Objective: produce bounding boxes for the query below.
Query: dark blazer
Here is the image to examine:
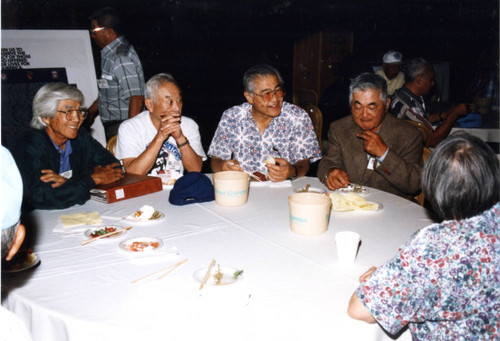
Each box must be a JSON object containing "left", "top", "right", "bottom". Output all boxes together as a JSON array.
[
  {"left": 317, "top": 114, "right": 423, "bottom": 200},
  {"left": 14, "top": 128, "right": 118, "bottom": 210}
]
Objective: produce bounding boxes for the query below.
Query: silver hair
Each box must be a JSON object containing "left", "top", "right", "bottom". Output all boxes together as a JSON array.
[
  {"left": 243, "top": 64, "right": 285, "bottom": 93},
  {"left": 405, "top": 58, "right": 434, "bottom": 83},
  {"left": 145, "top": 73, "right": 179, "bottom": 103},
  {"left": 30, "top": 83, "right": 84, "bottom": 129},
  {"left": 348, "top": 73, "right": 388, "bottom": 104}
]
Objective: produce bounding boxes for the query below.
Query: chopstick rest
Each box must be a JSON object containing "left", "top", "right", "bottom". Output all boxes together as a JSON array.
[{"left": 80, "top": 226, "right": 132, "bottom": 245}]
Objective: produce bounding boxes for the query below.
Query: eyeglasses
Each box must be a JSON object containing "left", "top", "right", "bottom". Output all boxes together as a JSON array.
[
  {"left": 57, "top": 109, "right": 88, "bottom": 120},
  {"left": 90, "top": 27, "right": 107, "bottom": 34},
  {"left": 252, "top": 88, "right": 285, "bottom": 102}
]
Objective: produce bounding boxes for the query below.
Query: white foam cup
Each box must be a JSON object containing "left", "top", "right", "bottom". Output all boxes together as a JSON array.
[
  {"left": 335, "top": 231, "right": 361, "bottom": 265},
  {"left": 213, "top": 171, "right": 250, "bottom": 206},
  {"left": 288, "top": 192, "right": 331, "bottom": 235}
]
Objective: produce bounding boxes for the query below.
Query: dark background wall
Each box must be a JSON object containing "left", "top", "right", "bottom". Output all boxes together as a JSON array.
[{"left": 2, "top": 0, "right": 499, "bottom": 151}]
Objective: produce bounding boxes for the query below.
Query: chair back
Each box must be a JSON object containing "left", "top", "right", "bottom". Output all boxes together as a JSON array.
[
  {"left": 414, "top": 146, "right": 432, "bottom": 206},
  {"left": 406, "top": 120, "right": 433, "bottom": 147},
  {"left": 302, "top": 103, "right": 323, "bottom": 152},
  {"left": 294, "top": 89, "right": 319, "bottom": 108},
  {"left": 106, "top": 135, "right": 118, "bottom": 156}
]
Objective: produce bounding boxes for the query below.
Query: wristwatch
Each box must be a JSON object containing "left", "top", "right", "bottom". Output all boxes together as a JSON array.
[{"left": 288, "top": 165, "right": 298, "bottom": 180}]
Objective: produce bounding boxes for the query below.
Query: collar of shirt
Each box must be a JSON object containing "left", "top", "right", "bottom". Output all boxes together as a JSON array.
[
  {"left": 101, "top": 36, "right": 125, "bottom": 57},
  {"left": 50, "top": 139, "right": 72, "bottom": 174}
]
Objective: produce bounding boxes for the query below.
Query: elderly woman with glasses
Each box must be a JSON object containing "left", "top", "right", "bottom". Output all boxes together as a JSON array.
[
  {"left": 13, "top": 82, "right": 124, "bottom": 210},
  {"left": 347, "top": 132, "right": 499, "bottom": 340}
]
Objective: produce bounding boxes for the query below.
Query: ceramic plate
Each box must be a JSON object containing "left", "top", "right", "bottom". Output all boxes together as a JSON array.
[
  {"left": 119, "top": 237, "right": 164, "bottom": 253},
  {"left": 337, "top": 184, "right": 369, "bottom": 194},
  {"left": 193, "top": 266, "right": 244, "bottom": 286},
  {"left": 2, "top": 249, "right": 41, "bottom": 273}
]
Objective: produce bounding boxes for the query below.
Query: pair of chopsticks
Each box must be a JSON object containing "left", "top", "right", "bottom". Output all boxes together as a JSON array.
[
  {"left": 199, "top": 259, "right": 216, "bottom": 290},
  {"left": 226, "top": 160, "right": 262, "bottom": 182},
  {"left": 245, "top": 171, "right": 262, "bottom": 182},
  {"left": 80, "top": 226, "right": 132, "bottom": 245},
  {"left": 131, "top": 259, "right": 188, "bottom": 284}
]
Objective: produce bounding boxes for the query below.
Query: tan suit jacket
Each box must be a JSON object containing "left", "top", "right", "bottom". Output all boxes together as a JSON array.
[{"left": 317, "top": 114, "right": 423, "bottom": 199}]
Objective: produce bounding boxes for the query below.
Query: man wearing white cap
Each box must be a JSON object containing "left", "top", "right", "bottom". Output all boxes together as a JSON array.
[
  {"left": 375, "top": 50, "right": 405, "bottom": 96},
  {"left": 1, "top": 146, "right": 33, "bottom": 341}
]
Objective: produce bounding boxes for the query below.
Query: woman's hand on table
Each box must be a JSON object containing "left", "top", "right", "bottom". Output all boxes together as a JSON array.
[{"left": 40, "top": 169, "right": 67, "bottom": 188}]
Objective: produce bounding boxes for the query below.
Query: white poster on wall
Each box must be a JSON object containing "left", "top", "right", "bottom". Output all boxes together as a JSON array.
[{"left": 1, "top": 29, "right": 106, "bottom": 146}]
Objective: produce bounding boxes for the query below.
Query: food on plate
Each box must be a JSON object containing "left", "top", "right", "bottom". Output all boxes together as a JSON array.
[
  {"left": 265, "top": 155, "right": 276, "bottom": 165},
  {"left": 164, "top": 178, "right": 177, "bottom": 186},
  {"left": 2, "top": 249, "right": 38, "bottom": 272},
  {"left": 329, "top": 192, "right": 380, "bottom": 212},
  {"left": 133, "top": 205, "right": 160, "bottom": 220},
  {"left": 339, "top": 183, "right": 367, "bottom": 193},
  {"left": 89, "top": 226, "right": 117, "bottom": 238},
  {"left": 213, "top": 265, "right": 224, "bottom": 285},
  {"left": 211, "top": 266, "right": 244, "bottom": 285},
  {"left": 251, "top": 171, "right": 267, "bottom": 182},
  {"left": 122, "top": 241, "right": 160, "bottom": 252},
  {"left": 232, "top": 269, "right": 244, "bottom": 280}
]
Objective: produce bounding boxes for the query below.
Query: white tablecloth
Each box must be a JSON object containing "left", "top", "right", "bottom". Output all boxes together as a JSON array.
[{"left": 2, "top": 177, "right": 436, "bottom": 341}]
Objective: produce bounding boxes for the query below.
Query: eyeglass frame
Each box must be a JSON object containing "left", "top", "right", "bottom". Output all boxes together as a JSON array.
[
  {"left": 90, "top": 26, "right": 107, "bottom": 34},
  {"left": 251, "top": 87, "right": 286, "bottom": 102},
  {"left": 56, "top": 109, "right": 88, "bottom": 120}
]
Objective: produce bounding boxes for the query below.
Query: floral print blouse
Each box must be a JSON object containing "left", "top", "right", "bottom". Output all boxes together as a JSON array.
[{"left": 357, "top": 202, "right": 500, "bottom": 340}]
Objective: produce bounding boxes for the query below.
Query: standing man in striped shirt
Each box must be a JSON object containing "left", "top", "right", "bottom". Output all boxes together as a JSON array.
[{"left": 88, "top": 7, "right": 145, "bottom": 141}]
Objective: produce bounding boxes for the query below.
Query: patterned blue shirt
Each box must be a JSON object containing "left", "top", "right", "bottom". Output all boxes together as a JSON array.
[
  {"left": 208, "top": 102, "right": 322, "bottom": 173},
  {"left": 98, "top": 36, "right": 145, "bottom": 122},
  {"left": 357, "top": 202, "right": 500, "bottom": 340}
]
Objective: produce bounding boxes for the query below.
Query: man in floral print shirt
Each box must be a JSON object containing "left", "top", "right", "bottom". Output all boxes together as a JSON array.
[
  {"left": 208, "top": 64, "right": 321, "bottom": 181},
  {"left": 348, "top": 132, "right": 499, "bottom": 340}
]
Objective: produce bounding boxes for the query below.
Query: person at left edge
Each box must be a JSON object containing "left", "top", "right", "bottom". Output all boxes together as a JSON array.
[
  {"left": 87, "top": 7, "right": 145, "bottom": 141},
  {"left": 1, "top": 146, "right": 33, "bottom": 341},
  {"left": 13, "top": 83, "right": 124, "bottom": 210}
]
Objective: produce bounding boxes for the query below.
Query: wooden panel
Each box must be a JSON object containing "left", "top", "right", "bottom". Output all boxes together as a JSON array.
[{"left": 293, "top": 29, "right": 353, "bottom": 103}]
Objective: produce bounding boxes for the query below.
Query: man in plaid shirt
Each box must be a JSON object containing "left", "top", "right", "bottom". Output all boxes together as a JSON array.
[{"left": 88, "top": 7, "right": 145, "bottom": 141}]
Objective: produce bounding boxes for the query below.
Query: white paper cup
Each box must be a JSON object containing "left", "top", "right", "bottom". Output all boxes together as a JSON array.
[
  {"left": 213, "top": 171, "right": 250, "bottom": 206},
  {"left": 335, "top": 231, "right": 361, "bottom": 265},
  {"left": 288, "top": 192, "right": 331, "bottom": 235}
]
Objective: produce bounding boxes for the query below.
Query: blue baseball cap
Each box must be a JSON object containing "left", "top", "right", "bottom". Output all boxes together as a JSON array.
[
  {"left": 2, "top": 147, "right": 23, "bottom": 230},
  {"left": 168, "top": 172, "right": 215, "bottom": 206}
]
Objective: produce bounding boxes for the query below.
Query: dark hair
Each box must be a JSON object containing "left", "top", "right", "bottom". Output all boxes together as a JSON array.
[
  {"left": 89, "top": 7, "right": 121, "bottom": 35},
  {"left": 243, "top": 64, "right": 284, "bottom": 93},
  {"left": 405, "top": 58, "right": 433, "bottom": 83},
  {"left": 349, "top": 73, "right": 388, "bottom": 104},
  {"left": 422, "top": 131, "right": 499, "bottom": 221}
]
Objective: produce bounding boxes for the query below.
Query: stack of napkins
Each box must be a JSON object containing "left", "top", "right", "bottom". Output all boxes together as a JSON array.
[
  {"left": 329, "top": 193, "right": 379, "bottom": 212},
  {"left": 60, "top": 212, "right": 103, "bottom": 228}
]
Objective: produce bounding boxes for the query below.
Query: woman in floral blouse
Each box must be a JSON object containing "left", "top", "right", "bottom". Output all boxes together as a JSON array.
[{"left": 348, "top": 131, "right": 499, "bottom": 340}]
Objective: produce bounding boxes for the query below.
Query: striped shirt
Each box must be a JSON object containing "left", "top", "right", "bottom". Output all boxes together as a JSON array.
[{"left": 98, "top": 36, "right": 145, "bottom": 122}]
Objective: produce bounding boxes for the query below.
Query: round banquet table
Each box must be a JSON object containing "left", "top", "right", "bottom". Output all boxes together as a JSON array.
[{"left": 1, "top": 176, "right": 436, "bottom": 341}]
